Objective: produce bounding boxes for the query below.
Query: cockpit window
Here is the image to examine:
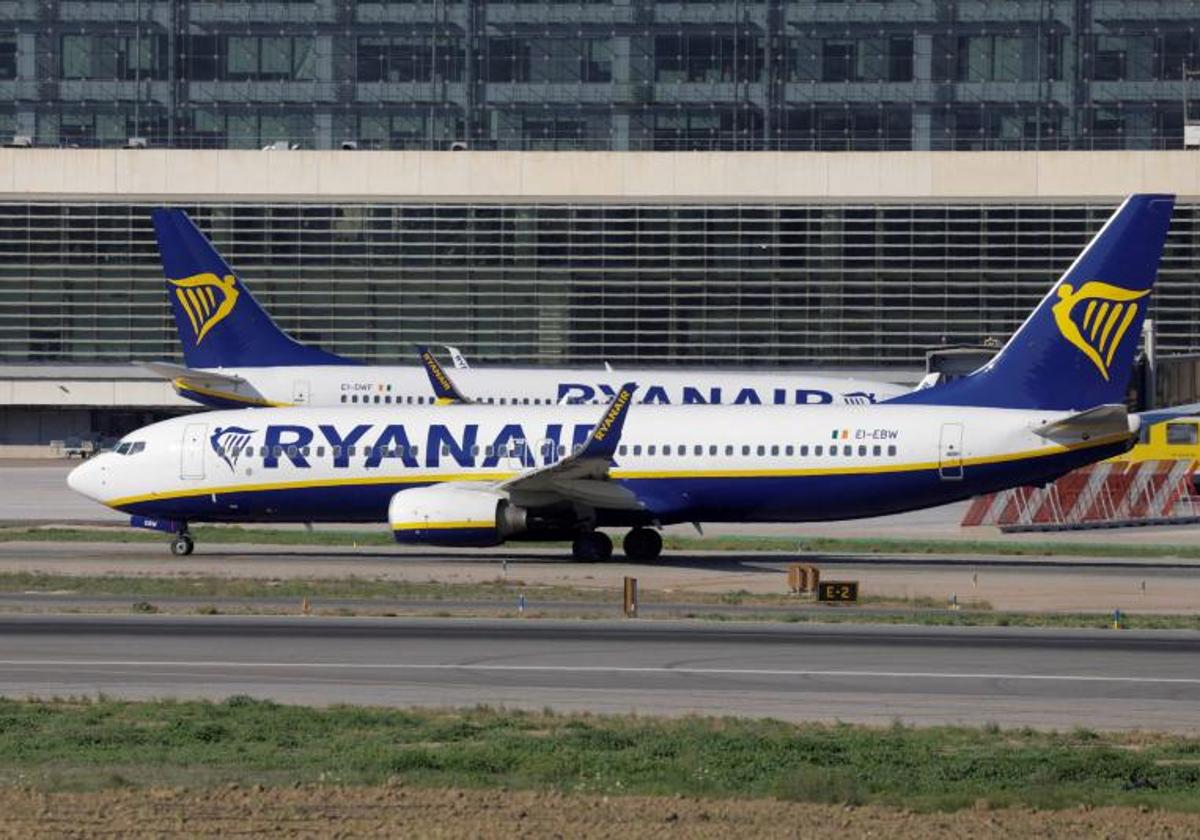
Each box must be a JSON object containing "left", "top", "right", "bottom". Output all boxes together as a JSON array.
[{"left": 114, "top": 441, "right": 145, "bottom": 455}]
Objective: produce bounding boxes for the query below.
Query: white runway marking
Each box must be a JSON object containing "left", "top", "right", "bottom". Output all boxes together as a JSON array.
[{"left": 0, "top": 660, "right": 1198, "bottom": 686}]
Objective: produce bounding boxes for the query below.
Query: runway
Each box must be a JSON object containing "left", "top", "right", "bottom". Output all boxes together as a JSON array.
[{"left": 2, "top": 615, "right": 1199, "bottom": 731}]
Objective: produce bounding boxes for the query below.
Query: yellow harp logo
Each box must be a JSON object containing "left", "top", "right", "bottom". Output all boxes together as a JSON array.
[
  {"left": 1051, "top": 281, "right": 1148, "bottom": 381},
  {"left": 169, "top": 273, "right": 239, "bottom": 345}
]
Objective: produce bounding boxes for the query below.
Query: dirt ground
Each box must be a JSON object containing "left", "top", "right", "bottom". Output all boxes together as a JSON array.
[{"left": 0, "top": 784, "right": 1197, "bottom": 839}]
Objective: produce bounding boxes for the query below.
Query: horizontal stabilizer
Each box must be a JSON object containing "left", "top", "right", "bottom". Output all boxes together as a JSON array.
[
  {"left": 1133, "top": 402, "right": 1200, "bottom": 429},
  {"left": 1032, "top": 404, "right": 1130, "bottom": 441},
  {"left": 136, "top": 361, "right": 245, "bottom": 387}
]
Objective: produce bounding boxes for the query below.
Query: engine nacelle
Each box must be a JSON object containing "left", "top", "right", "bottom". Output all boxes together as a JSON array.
[{"left": 388, "top": 485, "right": 526, "bottom": 547}]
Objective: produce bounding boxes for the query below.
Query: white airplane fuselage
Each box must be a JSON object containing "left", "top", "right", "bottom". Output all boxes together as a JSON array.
[
  {"left": 68, "top": 402, "right": 1135, "bottom": 530},
  {"left": 173, "top": 365, "right": 908, "bottom": 409}
]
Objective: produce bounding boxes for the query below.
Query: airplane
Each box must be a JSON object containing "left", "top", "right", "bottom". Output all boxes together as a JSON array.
[
  {"left": 142, "top": 209, "right": 908, "bottom": 409},
  {"left": 70, "top": 194, "right": 1175, "bottom": 562}
]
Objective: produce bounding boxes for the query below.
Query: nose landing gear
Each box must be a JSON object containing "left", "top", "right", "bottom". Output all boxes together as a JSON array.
[{"left": 170, "top": 533, "right": 195, "bottom": 556}]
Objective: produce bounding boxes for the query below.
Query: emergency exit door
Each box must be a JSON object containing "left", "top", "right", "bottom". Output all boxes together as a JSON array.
[{"left": 938, "top": 423, "right": 963, "bottom": 480}]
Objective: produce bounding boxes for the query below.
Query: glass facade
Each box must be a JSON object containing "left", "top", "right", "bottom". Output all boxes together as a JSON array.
[
  {"left": 2, "top": 1, "right": 1199, "bottom": 151},
  {"left": 1, "top": 200, "right": 1198, "bottom": 369}
]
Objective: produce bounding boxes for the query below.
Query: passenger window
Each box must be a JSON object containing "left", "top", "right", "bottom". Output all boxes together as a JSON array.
[
  {"left": 485, "top": 446, "right": 494, "bottom": 457},
  {"left": 471, "top": 445, "right": 480, "bottom": 456},
  {"left": 858, "top": 445, "right": 867, "bottom": 456},
  {"left": 633, "top": 445, "right": 642, "bottom": 456},
  {"left": 663, "top": 445, "right": 671, "bottom": 456},
  {"left": 756, "top": 445, "right": 765, "bottom": 456},
  {"left": 347, "top": 446, "right": 356, "bottom": 456},
  {"left": 694, "top": 445, "right": 703, "bottom": 456},
  {"left": 317, "top": 446, "right": 325, "bottom": 457},
  {"left": 385, "top": 396, "right": 392, "bottom": 404},
  {"left": 374, "top": 395, "right": 380, "bottom": 404},
  {"left": 558, "top": 445, "right": 567, "bottom": 457},
  {"left": 814, "top": 445, "right": 822, "bottom": 456},
  {"left": 333, "top": 446, "right": 342, "bottom": 458},
  {"left": 648, "top": 445, "right": 657, "bottom": 456},
  {"left": 843, "top": 445, "right": 852, "bottom": 456},
  {"left": 618, "top": 445, "right": 627, "bottom": 456},
  {"left": 1166, "top": 423, "right": 1198, "bottom": 446},
  {"left": 396, "top": 445, "right": 406, "bottom": 456},
  {"left": 872, "top": 445, "right": 881, "bottom": 456},
  {"left": 339, "top": 395, "right": 347, "bottom": 404},
  {"left": 785, "top": 445, "right": 793, "bottom": 456},
  {"left": 741, "top": 445, "right": 750, "bottom": 456},
  {"left": 441, "top": 444, "right": 450, "bottom": 456},
  {"left": 709, "top": 445, "right": 717, "bottom": 456},
  {"left": 725, "top": 445, "right": 733, "bottom": 456},
  {"left": 800, "top": 445, "right": 809, "bottom": 456},
  {"left": 274, "top": 446, "right": 284, "bottom": 457},
  {"left": 771, "top": 445, "right": 779, "bottom": 456},
  {"left": 829, "top": 447, "right": 837, "bottom": 458},
  {"left": 410, "top": 446, "right": 420, "bottom": 459},
  {"left": 301, "top": 446, "right": 310, "bottom": 456},
  {"left": 351, "top": 395, "right": 358, "bottom": 403},
  {"left": 887, "top": 445, "right": 897, "bottom": 456}
]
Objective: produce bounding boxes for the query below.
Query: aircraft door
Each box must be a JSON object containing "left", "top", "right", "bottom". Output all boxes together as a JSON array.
[
  {"left": 938, "top": 423, "right": 964, "bottom": 480},
  {"left": 292, "top": 380, "right": 310, "bottom": 405},
  {"left": 181, "top": 423, "right": 207, "bottom": 480}
]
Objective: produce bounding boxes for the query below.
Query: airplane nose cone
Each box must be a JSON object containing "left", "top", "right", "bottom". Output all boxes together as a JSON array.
[{"left": 67, "top": 457, "right": 106, "bottom": 503}]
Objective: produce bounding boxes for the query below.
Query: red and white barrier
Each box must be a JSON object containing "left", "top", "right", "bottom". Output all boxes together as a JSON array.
[{"left": 961, "top": 459, "right": 1200, "bottom": 531}]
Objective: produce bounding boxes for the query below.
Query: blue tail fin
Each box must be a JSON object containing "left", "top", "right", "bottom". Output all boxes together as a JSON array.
[
  {"left": 151, "top": 209, "right": 355, "bottom": 369},
  {"left": 894, "top": 194, "right": 1175, "bottom": 411}
]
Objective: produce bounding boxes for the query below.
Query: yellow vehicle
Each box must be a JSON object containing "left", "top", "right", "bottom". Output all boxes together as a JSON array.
[{"left": 1110, "top": 417, "right": 1200, "bottom": 465}]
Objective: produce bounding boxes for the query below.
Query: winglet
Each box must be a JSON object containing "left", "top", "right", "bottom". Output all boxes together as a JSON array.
[
  {"left": 417, "top": 345, "right": 473, "bottom": 404},
  {"left": 444, "top": 345, "right": 470, "bottom": 370},
  {"left": 578, "top": 382, "right": 637, "bottom": 460}
]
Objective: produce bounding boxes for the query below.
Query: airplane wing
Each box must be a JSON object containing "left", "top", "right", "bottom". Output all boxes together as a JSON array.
[
  {"left": 416, "top": 346, "right": 473, "bottom": 404},
  {"left": 136, "top": 361, "right": 245, "bottom": 388},
  {"left": 498, "top": 382, "right": 642, "bottom": 510}
]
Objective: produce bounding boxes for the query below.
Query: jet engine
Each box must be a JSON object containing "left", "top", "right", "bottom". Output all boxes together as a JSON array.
[{"left": 388, "top": 485, "right": 527, "bottom": 547}]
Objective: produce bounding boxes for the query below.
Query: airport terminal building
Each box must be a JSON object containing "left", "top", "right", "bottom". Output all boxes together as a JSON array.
[{"left": 2, "top": 1, "right": 1200, "bottom": 448}]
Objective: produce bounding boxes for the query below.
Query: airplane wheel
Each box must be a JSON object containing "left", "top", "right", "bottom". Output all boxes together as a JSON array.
[
  {"left": 622, "top": 528, "right": 663, "bottom": 562},
  {"left": 170, "top": 534, "right": 194, "bottom": 556},
  {"left": 571, "top": 531, "right": 613, "bottom": 562}
]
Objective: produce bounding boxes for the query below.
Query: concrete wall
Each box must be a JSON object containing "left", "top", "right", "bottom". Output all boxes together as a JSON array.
[{"left": 1, "top": 149, "right": 1198, "bottom": 202}]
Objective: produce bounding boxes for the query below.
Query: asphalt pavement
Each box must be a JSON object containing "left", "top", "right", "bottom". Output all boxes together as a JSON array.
[{"left": 1, "top": 615, "right": 1198, "bottom": 731}]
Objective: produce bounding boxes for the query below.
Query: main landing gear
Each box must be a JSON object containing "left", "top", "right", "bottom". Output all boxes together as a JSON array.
[
  {"left": 170, "top": 532, "right": 195, "bottom": 556},
  {"left": 622, "top": 527, "right": 663, "bottom": 562},
  {"left": 571, "top": 531, "right": 613, "bottom": 562},
  {"left": 570, "top": 528, "right": 663, "bottom": 562}
]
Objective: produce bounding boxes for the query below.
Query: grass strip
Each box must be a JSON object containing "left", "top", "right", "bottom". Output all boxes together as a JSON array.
[
  {"left": 0, "top": 571, "right": 959, "bottom": 610},
  {"left": 4, "top": 524, "right": 1200, "bottom": 561},
  {"left": 0, "top": 698, "right": 1197, "bottom": 812}
]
